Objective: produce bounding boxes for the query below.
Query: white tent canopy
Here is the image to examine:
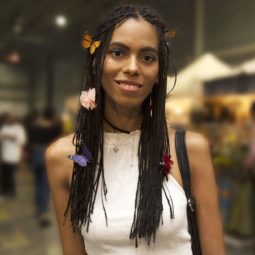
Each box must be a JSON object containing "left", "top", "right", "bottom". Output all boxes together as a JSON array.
[
  {"left": 167, "top": 53, "right": 235, "bottom": 97},
  {"left": 240, "top": 58, "right": 255, "bottom": 74}
]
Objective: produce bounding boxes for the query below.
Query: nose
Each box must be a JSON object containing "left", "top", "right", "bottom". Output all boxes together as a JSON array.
[{"left": 123, "top": 55, "right": 140, "bottom": 76}]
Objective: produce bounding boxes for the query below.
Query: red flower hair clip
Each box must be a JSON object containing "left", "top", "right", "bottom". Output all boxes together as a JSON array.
[{"left": 161, "top": 154, "right": 174, "bottom": 177}]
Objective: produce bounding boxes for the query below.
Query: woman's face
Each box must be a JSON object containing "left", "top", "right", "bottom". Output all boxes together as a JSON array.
[{"left": 102, "top": 17, "right": 159, "bottom": 110}]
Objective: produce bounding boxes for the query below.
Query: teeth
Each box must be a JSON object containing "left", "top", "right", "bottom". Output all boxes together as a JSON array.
[
  {"left": 124, "top": 84, "right": 137, "bottom": 89},
  {"left": 117, "top": 82, "right": 140, "bottom": 89}
]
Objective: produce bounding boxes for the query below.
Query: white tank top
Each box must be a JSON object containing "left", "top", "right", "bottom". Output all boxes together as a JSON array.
[{"left": 81, "top": 131, "right": 192, "bottom": 255}]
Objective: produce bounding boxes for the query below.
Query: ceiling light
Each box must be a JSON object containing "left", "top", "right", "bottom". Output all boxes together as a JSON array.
[{"left": 55, "top": 15, "right": 67, "bottom": 27}]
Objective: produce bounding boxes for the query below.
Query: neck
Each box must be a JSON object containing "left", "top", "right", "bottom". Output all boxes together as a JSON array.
[{"left": 104, "top": 101, "right": 143, "bottom": 133}]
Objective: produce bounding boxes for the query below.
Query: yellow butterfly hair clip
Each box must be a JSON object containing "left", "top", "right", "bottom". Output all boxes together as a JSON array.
[{"left": 82, "top": 32, "right": 101, "bottom": 54}]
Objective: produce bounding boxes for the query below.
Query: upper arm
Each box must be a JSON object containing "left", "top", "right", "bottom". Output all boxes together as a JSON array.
[
  {"left": 45, "top": 137, "right": 87, "bottom": 255},
  {"left": 186, "top": 131, "right": 225, "bottom": 255}
]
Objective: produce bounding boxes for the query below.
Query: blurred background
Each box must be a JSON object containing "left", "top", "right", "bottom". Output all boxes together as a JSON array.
[{"left": 0, "top": 0, "right": 255, "bottom": 254}]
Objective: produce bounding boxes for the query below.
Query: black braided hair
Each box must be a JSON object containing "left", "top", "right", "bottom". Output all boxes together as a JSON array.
[{"left": 65, "top": 4, "right": 174, "bottom": 246}]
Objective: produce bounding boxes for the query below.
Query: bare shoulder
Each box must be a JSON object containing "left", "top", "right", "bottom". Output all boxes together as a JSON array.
[
  {"left": 167, "top": 127, "right": 209, "bottom": 149},
  {"left": 45, "top": 133, "right": 75, "bottom": 185},
  {"left": 46, "top": 134, "right": 88, "bottom": 254},
  {"left": 184, "top": 131, "right": 225, "bottom": 254},
  {"left": 46, "top": 133, "right": 75, "bottom": 160},
  {"left": 185, "top": 130, "right": 209, "bottom": 152},
  {"left": 185, "top": 130, "right": 210, "bottom": 170}
]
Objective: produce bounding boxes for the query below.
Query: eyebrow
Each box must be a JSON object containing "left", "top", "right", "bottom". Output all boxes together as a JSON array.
[{"left": 109, "top": 42, "right": 158, "bottom": 54}]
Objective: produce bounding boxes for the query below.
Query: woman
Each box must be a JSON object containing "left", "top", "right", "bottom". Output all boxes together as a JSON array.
[{"left": 46, "top": 5, "right": 225, "bottom": 255}]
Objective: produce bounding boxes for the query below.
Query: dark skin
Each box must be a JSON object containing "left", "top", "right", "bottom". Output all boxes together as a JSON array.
[
  {"left": 46, "top": 129, "right": 225, "bottom": 255},
  {"left": 46, "top": 135, "right": 86, "bottom": 255},
  {"left": 46, "top": 17, "right": 225, "bottom": 255}
]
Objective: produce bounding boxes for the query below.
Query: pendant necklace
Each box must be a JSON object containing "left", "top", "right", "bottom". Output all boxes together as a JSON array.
[
  {"left": 104, "top": 117, "right": 140, "bottom": 154},
  {"left": 104, "top": 117, "right": 130, "bottom": 153},
  {"left": 113, "top": 143, "right": 119, "bottom": 153}
]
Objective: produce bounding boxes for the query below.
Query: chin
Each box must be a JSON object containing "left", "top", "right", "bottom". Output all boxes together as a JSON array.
[
  {"left": 119, "top": 101, "right": 142, "bottom": 110},
  {"left": 113, "top": 98, "right": 143, "bottom": 110}
]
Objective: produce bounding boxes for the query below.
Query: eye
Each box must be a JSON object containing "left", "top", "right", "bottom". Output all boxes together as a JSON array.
[
  {"left": 109, "top": 48, "right": 125, "bottom": 57},
  {"left": 142, "top": 54, "right": 157, "bottom": 63}
]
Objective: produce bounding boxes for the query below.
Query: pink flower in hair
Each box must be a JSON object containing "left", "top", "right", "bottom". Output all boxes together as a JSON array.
[{"left": 80, "top": 88, "right": 96, "bottom": 110}]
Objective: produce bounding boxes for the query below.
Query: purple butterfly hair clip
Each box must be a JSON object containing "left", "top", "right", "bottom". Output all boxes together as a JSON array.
[{"left": 67, "top": 144, "right": 92, "bottom": 167}]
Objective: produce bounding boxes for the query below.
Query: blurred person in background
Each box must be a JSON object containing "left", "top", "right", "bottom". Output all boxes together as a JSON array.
[
  {"left": 46, "top": 4, "right": 225, "bottom": 255},
  {"left": 243, "top": 101, "right": 255, "bottom": 236},
  {"left": 0, "top": 113, "right": 6, "bottom": 127},
  {"left": 245, "top": 102, "right": 255, "bottom": 172},
  {"left": 29, "top": 107, "right": 62, "bottom": 227},
  {"left": 23, "top": 108, "right": 40, "bottom": 162},
  {"left": 0, "top": 114, "right": 4, "bottom": 197},
  {"left": 0, "top": 113, "right": 26, "bottom": 198},
  {"left": 224, "top": 101, "right": 255, "bottom": 240}
]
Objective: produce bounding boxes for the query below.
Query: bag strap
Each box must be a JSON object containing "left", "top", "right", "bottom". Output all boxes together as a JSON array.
[
  {"left": 175, "top": 130, "right": 192, "bottom": 196},
  {"left": 175, "top": 129, "right": 202, "bottom": 255}
]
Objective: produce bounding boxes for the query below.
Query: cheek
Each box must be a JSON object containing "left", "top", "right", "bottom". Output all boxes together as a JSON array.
[
  {"left": 155, "top": 62, "right": 159, "bottom": 77},
  {"left": 101, "top": 60, "right": 111, "bottom": 87},
  {"left": 147, "top": 64, "right": 159, "bottom": 86},
  {"left": 102, "top": 58, "right": 116, "bottom": 82}
]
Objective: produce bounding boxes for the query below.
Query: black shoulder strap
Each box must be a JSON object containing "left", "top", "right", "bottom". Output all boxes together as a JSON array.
[
  {"left": 175, "top": 130, "right": 191, "bottom": 196},
  {"left": 175, "top": 129, "right": 202, "bottom": 255}
]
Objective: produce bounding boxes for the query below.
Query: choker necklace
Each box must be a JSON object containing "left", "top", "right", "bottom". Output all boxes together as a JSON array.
[
  {"left": 104, "top": 117, "right": 138, "bottom": 164},
  {"left": 104, "top": 117, "right": 141, "bottom": 154},
  {"left": 104, "top": 117, "right": 132, "bottom": 134}
]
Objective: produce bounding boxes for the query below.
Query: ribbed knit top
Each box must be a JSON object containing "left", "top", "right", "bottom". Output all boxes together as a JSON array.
[{"left": 81, "top": 131, "right": 192, "bottom": 255}]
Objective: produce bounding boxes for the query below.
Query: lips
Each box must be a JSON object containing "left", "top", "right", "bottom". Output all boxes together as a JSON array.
[{"left": 115, "top": 80, "right": 143, "bottom": 90}]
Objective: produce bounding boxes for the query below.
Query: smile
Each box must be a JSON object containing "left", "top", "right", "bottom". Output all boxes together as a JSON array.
[{"left": 115, "top": 80, "right": 143, "bottom": 91}]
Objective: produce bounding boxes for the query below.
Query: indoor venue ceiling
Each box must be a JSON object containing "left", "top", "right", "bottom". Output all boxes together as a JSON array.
[
  {"left": 1, "top": 0, "right": 255, "bottom": 67},
  {"left": 0, "top": 0, "right": 194, "bottom": 67}
]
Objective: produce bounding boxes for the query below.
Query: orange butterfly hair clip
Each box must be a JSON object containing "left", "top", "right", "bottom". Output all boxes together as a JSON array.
[
  {"left": 165, "top": 29, "right": 177, "bottom": 39},
  {"left": 82, "top": 32, "right": 101, "bottom": 54}
]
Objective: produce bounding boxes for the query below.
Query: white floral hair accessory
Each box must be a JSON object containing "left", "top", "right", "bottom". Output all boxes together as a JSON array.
[{"left": 80, "top": 88, "right": 96, "bottom": 110}]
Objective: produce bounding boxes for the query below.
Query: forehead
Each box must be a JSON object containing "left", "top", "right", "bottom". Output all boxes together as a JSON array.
[{"left": 110, "top": 18, "right": 159, "bottom": 49}]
